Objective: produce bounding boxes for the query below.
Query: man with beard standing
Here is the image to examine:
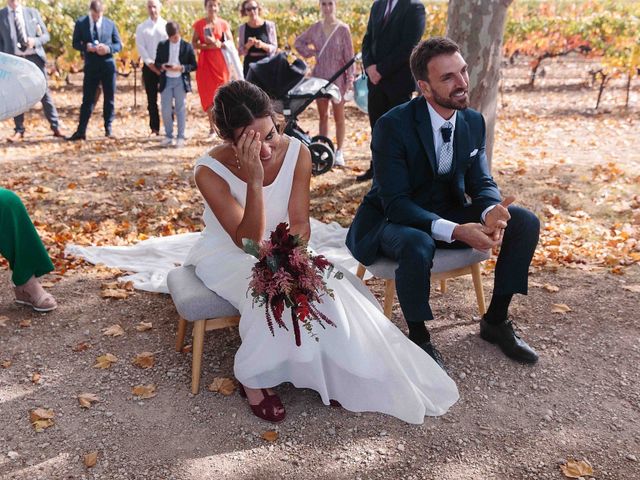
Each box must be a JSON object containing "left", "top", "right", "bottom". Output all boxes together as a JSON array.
[
  {"left": 346, "top": 38, "right": 540, "bottom": 369},
  {"left": 135, "top": 0, "right": 167, "bottom": 136}
]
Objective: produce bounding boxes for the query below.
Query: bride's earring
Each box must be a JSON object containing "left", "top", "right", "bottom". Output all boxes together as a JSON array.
[{"left": 235, "top": 153, "right": 240, "bottom": 169}]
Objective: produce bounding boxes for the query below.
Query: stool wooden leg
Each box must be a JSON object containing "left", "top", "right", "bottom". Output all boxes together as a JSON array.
[
  {"left": 440, "top": 279, "right": 447, "bottom": 294},
  {"left": 175, "top": 317, "right": 187, "bottom": 352},
  {"left": 471, "top": 263, "right": 486, "bottom": 316},
  {"left": 356, "top": 263, "right": 366, "bottom": 280},
  {"left": 383, "top": 279, "right": 396, "bottom": 318},
  {"left": 191, "top": 320, "right": 206, "bottom": 394}
]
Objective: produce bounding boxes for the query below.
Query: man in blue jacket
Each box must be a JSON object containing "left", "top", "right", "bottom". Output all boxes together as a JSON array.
[
  {"left": 67, "top": 0, "right": 122, "bottom": 141},
  {"left": 347, "top": 38, "right": 540, "bottom": 369}
]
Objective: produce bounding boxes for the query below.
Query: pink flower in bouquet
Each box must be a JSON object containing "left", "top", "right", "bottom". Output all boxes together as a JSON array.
[{"left": 243, "top": 222, "right": 343, "bottom": 346}]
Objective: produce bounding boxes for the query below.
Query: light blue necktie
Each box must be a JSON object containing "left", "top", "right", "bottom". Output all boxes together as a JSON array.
[{"left": 438, "top": 121, "right": 453, "bottom": 175}]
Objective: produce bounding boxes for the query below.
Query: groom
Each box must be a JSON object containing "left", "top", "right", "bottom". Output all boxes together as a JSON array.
[{"left": 346, "top": 37, "right": 540, "bottom": 369}]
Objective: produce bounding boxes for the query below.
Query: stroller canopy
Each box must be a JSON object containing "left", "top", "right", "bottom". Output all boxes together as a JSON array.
[{"left": 246, "top": 52, "right": 306, "bottom": 99}]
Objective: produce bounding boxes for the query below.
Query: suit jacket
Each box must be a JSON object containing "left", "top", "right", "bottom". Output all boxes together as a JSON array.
[
  {"left": 72, "top": 15, "right": 122, "bottom": 71},
  {"left": 361, "top": 0, "right": 425, "bottom": 95},
  {"left": 0, "top": 6, "right": 49, "bottom": 63},
  {"left": 154, "top": 39, "right": 197, "bottom": 93},
  {"left": 346, "top": 96, "right": 502, "bottom": 266}
]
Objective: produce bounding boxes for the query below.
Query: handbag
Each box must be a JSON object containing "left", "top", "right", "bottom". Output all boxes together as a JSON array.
[
  {"left": 353, "top": 72, "right": 368, "bottom": 114},
  {"left": 221, "top": 31, "right": 244, "bottom": 80}
]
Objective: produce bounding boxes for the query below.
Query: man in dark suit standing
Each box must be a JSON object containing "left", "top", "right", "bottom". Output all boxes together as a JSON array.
[
  {"left": 67, "top": 0, "right": 122, "bottom": 141},
  {"left": 0, "top": 0, "right": 64, "bottom": 142},
  {"left": 356, "top": 0, "right": 425, "bottom": 182},
  {"left": 347, "top": 38, "right": 540, "bottom": 368}
]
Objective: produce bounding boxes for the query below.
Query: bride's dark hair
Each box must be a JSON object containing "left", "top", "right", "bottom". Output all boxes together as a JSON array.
[{"left": 213, "top": 80, "right": 275, "bottom": 141}]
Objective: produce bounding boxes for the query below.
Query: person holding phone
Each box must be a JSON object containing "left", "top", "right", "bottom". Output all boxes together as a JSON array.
[
  {"left": 155, "top": 21, "right": 197, "bottom": 147},
  {"left": 191, "top": 0, "right": 231, "bottom": 139},
  {"left": 237, "top": 0, "right": 277, "bottom": 77}
]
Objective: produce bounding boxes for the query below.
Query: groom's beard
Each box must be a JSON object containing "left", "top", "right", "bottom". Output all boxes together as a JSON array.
[{"left": 432, "top": 88, "right": 469, "bottom": 111}]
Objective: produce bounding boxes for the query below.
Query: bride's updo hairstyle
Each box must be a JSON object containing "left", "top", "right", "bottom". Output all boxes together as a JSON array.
[{"left": 213, "top": 80, "right": 276, "bottom": 141}]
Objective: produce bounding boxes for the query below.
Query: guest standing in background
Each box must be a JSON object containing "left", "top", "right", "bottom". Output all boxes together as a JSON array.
[
  {"left": 237, "top": 0, "right": 277, "bottom": 77},
  {"left": 135, "top": 0, "right": 167, "bottom": 136},
  {"left": 294, "top": 0, "right": 354, "bottom": 167},
  {"left": 0, "top": 0, "right": 65, "bottom": 142},
  {"left": 355, "top": 0, "right": 425, "bottom": 181},
  {"left": 192, "top": 0, "right": 231, "bottom": 139},
  {"left": 155, "top": 21, "right": 197, "bottom": 148},
  {"left": 67, "top": 0, "right": 122, "bottom": 141}
]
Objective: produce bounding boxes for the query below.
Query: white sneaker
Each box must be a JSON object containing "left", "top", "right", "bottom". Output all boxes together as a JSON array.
[
  {"left": 160, "top": 137, "right": 174, "bottom": 147},
  {"left": 334, "top": 149, "right": 345, "bottom": 167},
  {"left": 176, "top": 138, "right": 186, "bottom": 148}
]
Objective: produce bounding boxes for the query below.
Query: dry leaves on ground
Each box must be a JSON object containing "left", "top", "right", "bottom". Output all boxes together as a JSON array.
[
  {"left": 94, "top": 353, "right": 118, "bottom": 369},
  {"left": 261, "top": 431, "right": 279, "bottom": 442},
  {"left": 132, "top": 384, "right": 157, "bottom": 399},
  {"left": 29, "top": 408, "right": 55, "bottom": 432},
  {"left": 31, "top": 372, "right": 42, "bottom": 384},
  {"left": 0, "top": 315, "right": 8, "bottom": 327},
  {"left": 132, "top": 352, "right": 155, "bottom": 369},
  {"left": 84, "top": 451, "right": 98, "bottom": 468},
  {"left": 551, "top": 303, "right": 572, "bottom": 314},
  {"left": 72, "top": 341, "right": 92, "bottom": 352},
  {"left": 622, "top": 284, "right": 640, "bottom": 293},
  {"left": 78, "top": 393, "right": 100, "bottom": 409},
  {"left": 1, "top": 360, "right": 12, "bottom": 368},
  {"left": 102, "top": 324, "right": 125, "bottom": 337},
  {"left": 560, "top": 458, "right": 594, "bottom": 478},
  {"left": 101, "top": 280, "right": 135, "bottom": 299},
  {"left": 19, "top": 319, "right": 32, "bottom": 328},
  {"left": 135, "top": 322, "right": 153, "bottom": 331},
  {"left": 208, "top": 377, "right": 236, "bottom": 396}
]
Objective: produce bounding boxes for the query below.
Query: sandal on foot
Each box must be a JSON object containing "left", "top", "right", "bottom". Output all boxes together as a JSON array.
[
  {"left": 239, "top": 384, "right": 286, "bottom": 423},
  {"left": 14, "top": 287, "right": 57, "bottom": 312}
]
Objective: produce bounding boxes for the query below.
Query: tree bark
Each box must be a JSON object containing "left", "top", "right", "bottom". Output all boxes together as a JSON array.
[{"left": 446, "top": 0, "right": 513, "bottom": 169}]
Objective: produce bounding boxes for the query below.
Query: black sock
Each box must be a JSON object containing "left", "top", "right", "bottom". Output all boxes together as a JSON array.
[
  {"left": 484, "top": 294, "right": 513, "bottom": 324},
  {"left": 408, "top": 321, "right": 431, "bottom": 344}
]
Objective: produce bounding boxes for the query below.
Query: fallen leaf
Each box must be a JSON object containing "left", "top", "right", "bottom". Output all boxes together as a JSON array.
[
  {"left": 132, "top": 384, "right": 157, "bottom": 399},
  {"left": 31, "top": 372, "right": 42, "bottom": 384},
  {"left": 94, "top": 353, "right": 118, "bottom": 369},
  {"left": 72, "top": 342, "right": 92, "bottom": 352},
  {"left": 181, "top": 344, "right": 192, "bottom": 353},
  {"left": 208, "top": 377, "right": 236, "bottom": 396},
  {"left": 622, "top": 284, "right": 640, "bottom": 293},
  {"left": 0, "top": 315, "right": 8, "bottom": 327},
  {"left": 30, "top": 408, "right": 55, "bottom": 432},
  {"left": 84, "top": 451, "right": 98, "bottom": 468},
  {"left": 1, "top": 360, "right": 12, "bottom": 369},
  {"left": 100, "top": 289, "right": 130, "bottom": 299},
  {"left": 543, "top": 283, "right": 560, "bottom": 292},
  {"left": 135, "top": 322, "right": 153, "bottom": 332},
  {"left": 132, "top": 352, "right": 155, "bottom": 369},
  {"left": 261, "top": 430, "right": 279, "bottom": 442},
  {"left": 102, "top": 324, "right": 125, "bottom": 337},
  {"left": 78, "top": 393, "right": 100, "bottom": 409},
  {"left": 560, "top": 458, "right": 594, "bottom": 478},
  {"left": 551, "top": 303, "right": 572, "bottom": 314},
  {"left": 19, "top": 319, "right": 32, "bottom": 328}
]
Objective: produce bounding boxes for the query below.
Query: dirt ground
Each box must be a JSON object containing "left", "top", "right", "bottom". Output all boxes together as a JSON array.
[{"left": 1, "top": 56, "right": 639, "bottom": 479}]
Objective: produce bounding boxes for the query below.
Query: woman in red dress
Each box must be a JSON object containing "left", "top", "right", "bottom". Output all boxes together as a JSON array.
[{"left": 192, "top": 0, "right": 231, "bottom": 137}]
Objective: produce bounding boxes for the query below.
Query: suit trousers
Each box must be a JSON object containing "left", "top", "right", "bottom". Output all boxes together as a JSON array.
[
  {"left": 379, "top": 205, "right": 540, "bottom": 323},
  {"left": 77, "top": 64, "right": 117, "bottom": 134},
  {"left": 142, "top": 64, "right": 160, "bottom": 133},
  {"left": 367, "top": 80, "right": 414, "bottom": 129},
  {"left": 13, "top": 54, "right": 60, "bottom": 134},
  {"left": 161, "top": 77, "right": 187, "bottom": 139}
]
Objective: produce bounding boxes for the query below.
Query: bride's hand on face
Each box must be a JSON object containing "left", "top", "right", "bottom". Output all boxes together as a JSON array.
[{"left": 233, "top": 130, "right": 264, "bottom": 186}]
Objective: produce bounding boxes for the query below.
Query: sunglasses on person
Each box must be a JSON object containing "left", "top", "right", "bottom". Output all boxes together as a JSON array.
[{"left": 245, "top": 5, "right": 258, "bottom": 12}]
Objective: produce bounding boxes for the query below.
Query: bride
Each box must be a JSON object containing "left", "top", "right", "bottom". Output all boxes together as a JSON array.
[{"left": 183, "top": 80, "right": 458, "bottom": 424}]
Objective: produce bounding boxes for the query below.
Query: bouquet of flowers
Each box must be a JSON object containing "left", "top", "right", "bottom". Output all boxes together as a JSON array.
[{"left": 243, "top": 222, "right": 343, "bottom": 346}]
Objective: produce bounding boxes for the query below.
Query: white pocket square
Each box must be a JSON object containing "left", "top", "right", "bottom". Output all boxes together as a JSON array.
[{"left": 470, "top": 149, "right": 478, "bottom": 157}]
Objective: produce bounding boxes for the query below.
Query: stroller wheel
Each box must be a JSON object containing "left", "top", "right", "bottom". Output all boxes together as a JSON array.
[
  {"left": 309, "top": 142, "right": 334, "bottom": 176},
  {"left": 310, "top": 135, "right": 335, "bottom": 153}
]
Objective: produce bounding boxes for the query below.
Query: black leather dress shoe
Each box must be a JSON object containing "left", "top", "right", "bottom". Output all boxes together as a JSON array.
[
  {"left": 105, "top": 128, "right": 113, "bottom": 138},
  {"left": 480, "top": 317, "right": 539, "bottom": 364},
  {"left": 66, "top": 131, "right": 86, "bottom": 141},
  {"left": 416, "top": 341, "right": 446, "bottom": 371},
  {"left": 356, "top": 168, "right": 374, "bottom": 182}
]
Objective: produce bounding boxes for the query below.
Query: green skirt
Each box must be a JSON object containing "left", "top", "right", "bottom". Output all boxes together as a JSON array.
[{"left": 0, "top": 188, "right": 54, "bottom": 286}]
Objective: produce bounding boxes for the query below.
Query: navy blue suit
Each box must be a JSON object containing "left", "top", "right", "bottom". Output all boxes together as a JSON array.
[
  {"left": 346, "top": 96, "right": 540, "bottom": 322},
  {"left": 72, "top": 15, "right": 122, "bottom": 134}
]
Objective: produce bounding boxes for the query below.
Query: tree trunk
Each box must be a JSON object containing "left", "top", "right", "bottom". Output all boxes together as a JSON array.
[{"left": 446, "top": 0, "right": 513, "bottom": 169}]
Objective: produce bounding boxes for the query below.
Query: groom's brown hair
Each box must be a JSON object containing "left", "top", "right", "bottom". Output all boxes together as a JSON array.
[{"left": 410, "top": 37, "right": 460, "bottom": 83}]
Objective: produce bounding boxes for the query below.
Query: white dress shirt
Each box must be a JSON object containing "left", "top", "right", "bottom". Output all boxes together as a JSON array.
[
  {"left": 89, "top": 15, "right": 103, "bottom": 40},
  {"left": 135, "top": 16, "right": 168, "bottom": 66},
  {"left": 9, "top": 6, "right": 36, "bottom": 56},
  {"left": 385, "top": 0, "right": 399, "bottom": 15},
  {"left": 427, "top": 102, "right": 494, "bottom": 243},
  {"left": 166, "top": 40, "right": 182, "bottom": 78}
]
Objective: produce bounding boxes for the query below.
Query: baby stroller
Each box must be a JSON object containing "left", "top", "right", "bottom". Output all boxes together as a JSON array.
[{"left": 247, "top": 51, "right": 361, "bottom": 175}]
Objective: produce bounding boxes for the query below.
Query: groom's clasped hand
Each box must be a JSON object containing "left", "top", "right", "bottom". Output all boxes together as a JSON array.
[{"left": 452, "top": 195, "right": 516, "bottom": 252}]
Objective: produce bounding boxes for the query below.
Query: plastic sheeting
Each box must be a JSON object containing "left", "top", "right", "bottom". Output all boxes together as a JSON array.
[{"left": 0, "top": 52, "right": 46, "bottom": 122}]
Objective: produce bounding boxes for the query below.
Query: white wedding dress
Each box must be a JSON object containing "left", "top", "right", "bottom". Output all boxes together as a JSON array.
[{"left": 183, "top": 137, "right": 459, "bottom": 424}]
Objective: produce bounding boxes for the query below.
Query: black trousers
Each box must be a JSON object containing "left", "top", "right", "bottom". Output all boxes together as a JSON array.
[
  {"left": 379, "top": 205, "right": 540, "bottom": 323},
  {"left": 142, "top": 64, "right": 160, "bottom": 133},
  {"left": 13, "top": 54, "right": 60, "bottom": 133},
  {"left": 76, "top": 63, "right": 116, "bottom": 135}
]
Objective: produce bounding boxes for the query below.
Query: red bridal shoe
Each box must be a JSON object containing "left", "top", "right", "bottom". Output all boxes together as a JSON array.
[{"left": 238, "top": 384, "right": 286, "bottom": 423}]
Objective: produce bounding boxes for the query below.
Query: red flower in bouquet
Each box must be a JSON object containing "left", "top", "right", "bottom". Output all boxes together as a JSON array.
[{"left": 243, "top": 222, "right": 343, "bottom": 346}]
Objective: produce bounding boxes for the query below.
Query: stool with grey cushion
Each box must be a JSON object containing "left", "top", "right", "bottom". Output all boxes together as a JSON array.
[
  {"left": 356, "top": 248, "right": 490, "bottom": 319},
  {"left": 168, "top": 265, "right": 240, "bottom": 394}
]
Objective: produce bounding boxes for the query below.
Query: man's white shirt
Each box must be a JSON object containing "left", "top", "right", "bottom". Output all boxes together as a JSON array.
[
  {"left": 166, "top": 40, "right": 181, "bottom": 78},
  {"left": 135, "top": 17, "right": 168, "bottom": 66}
]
